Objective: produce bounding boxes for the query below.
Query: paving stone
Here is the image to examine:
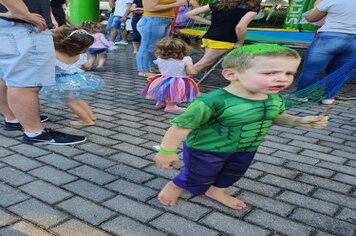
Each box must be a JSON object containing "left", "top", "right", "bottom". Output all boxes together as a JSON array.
[
  {"left": 103, "top": 194, "right": 162, "bottom": 222},
  {"left": 337, "top": 208, "right": 356, "bottom": 224},
  {"left": 312, "top": 189, "right": 356, "bottom": 210},
  {"left": 251, "top": 162, "right": 299, "bottom": 179},
  {"left": 72, "top": 153, "right": 116, "bottom": 169},
  {"left": 149, "top": 198, "right": 211, "bottom": 221},
  {"left": 316, "top": 161, "right": 356, "bottom": 176},
  {"left": 1, "top": 154, "right": 43, "bottom": 171},
  {"left": 319, "top": 141, "right": 356, "bottom": 154},
  {"left": 0, "top": 167, "right": 35, "bottom": 186},
  {"left": 107, "top": 152, "right": 152, "bottom": 168},
  {"left": 79, "top": 142, "right": 118, "bottom": 156},
  {"left": 273, "top": 150, "right": 319, "bottom": 165},
  {"left": 244, "top": 168, "right": 264, "bottom": 179},
  {"left": 52, "top": 219, "right": 110, "bottom": 236},
  {"left": 112, "top": 142, "right": 153, "bottom": 156},
  {"left": 105, "top": 179, "right": 157, "bottom": 201},
  {"left": 305, "top": 132, "right": 344, "bottom": 143},
  {"left": 284, "top": 161, "right": 334, "bottom": 177},
  {"left": 253, "top": 153, "right": 286, "bottom": 165},
  {"left": 113, "top": 125, "right": 147, "bottom": 137},
  {"left": 260, "top": 174, "right": 315, "bottom": 194},
  {"left": 332, "top": 173, "right": 356, "bottom": 186},
  {"left": 9, "top": 198, "right": 67, "bottom": 229},
  {"left": 290, "top": 208, "right": 356, "bottom": 236},
  {"left": 37, "top": 153, "right": 81, "bottom": 170},
  {"left": 288, "top": 140, "right": 333, "bottom": 153},
  {"left": 270, "top": 126, "right": 307, "bottom": 135},
  {"left": 0, "top": 221, "right": 52, "bottom": 236},
  {"left": 20, "top": 180, "right": 72, "bottom": 204},
  {"left": 151, "top": 213, "right": 219, "bottom": 236},
  {"left": 279, "top": 133, "right": 319, "bottom": 143},
  {"left": 0, "top": 135, "right": 21, "bottom": 147},
  {"left": 9, "top": 144, "right": 50, "bottom": 157},
  {"left": 43, "top": 145, "right": 85, "bottom": 157},
  {"left": 57, "top": 197, "right": 115, "bottom": 225},
  {"left": 256, "top": 146, "right": 276, "bottom": 155},
  {"left": 261, "top": 141, "right": 302, "bottom": 153},
  {"left": 143, "top": 165, "right": 180, "bottom": 179},
  {"left": 277, "top": 191, "right": 338, "bottom": 215},
  {"left": 300, "top": 150, "right": 347, "bottom": 164},
  {"left": 144, "top": 177, "right": 170, "bottom": 190},
  {"left": 238, "top": 191, "right": 295, "bottom": 216},
  {"left": 87, "top": 134, "right": 120, "bottom": 146},
  {"left": 106, "top": 164, "right": 154, "bottom": 183},
  {"left": 0, "top": 147, "right": 13, "bottom": 157},
  {"left": 330, "top": 150, "right": 356, "bottom": 160},
  {"left": 101, "top": 216, "right": 166, "bottom": 236},
  {"left": 29, "top": 166, "right": 77, "bottom": 185},
  {"left": 68, "top": 165, "right": 116, "bottom": 185},
  {"left": 63, "top": 179, "right": 115, "bottom": 202},
  {"left": 235, "top": 178, "right": 281, "bottom": 197},
  {"left": 0, "top": 209, "right": 18, "bottom": 226},
  {"left": 298, "top": 174, "right": 353, "bottom": 193},
  {"left": 245, "top": 209, "right": 313, "bottom": 236},
  {"left": 0, "top": 182, "right": 30, "bottom": 207}
]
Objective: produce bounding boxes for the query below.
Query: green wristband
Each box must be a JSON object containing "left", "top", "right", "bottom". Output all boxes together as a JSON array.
[{"left": 153, "top": 145, "right": 177, "bottom": 154}]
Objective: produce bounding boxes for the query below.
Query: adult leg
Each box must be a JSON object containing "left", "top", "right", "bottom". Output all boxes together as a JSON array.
[
  {"left": 7, "top": 87, "right": 43, "bottom": 132},
  {"left": 193, "top": 48, "right": 228, "bottom": 74},
  {"left": 120, "top": 28, "right": 128, "bottom": 42},
  {"left": 0, "top": 80, "right": 16, "bottom": 120}
]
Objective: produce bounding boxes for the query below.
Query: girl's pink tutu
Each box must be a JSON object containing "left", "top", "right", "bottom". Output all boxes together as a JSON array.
[{"left": 142, "top": 74, "right": 200, "bottom": 103}]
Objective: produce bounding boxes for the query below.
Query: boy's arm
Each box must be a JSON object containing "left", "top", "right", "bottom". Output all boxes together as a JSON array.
[
  {"left": 274, "top": 113, "right": 329, "bottom": 129},
  {"left": 154, "top": 125, "right": 192, "bottom": 169}
]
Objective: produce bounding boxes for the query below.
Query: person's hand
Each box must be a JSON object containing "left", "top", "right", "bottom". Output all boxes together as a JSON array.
[
  {"left": 176, "top": 0, "right": 188, "bottom": 7},
  {"left": 294, "top": 116, "right": 329, "bottom": 128},
  {"left": 1, "top": 12, "right": 47, "bottom": 31},
  {"left": 154, "top": 153, "right": 179, "bottom": 169},
  {"left": 120, "top": 16, "right": 127, "bottom": 22}
]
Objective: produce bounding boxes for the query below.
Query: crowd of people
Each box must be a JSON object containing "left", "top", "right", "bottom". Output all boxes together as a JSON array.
[{"left": 0, "top": 0, "right": 354, "bottom": 209}]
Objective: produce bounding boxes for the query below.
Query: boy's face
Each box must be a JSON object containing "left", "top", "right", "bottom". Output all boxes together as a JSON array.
[{"left": 226, "top": 56, "right": 301, "bottom": 96}]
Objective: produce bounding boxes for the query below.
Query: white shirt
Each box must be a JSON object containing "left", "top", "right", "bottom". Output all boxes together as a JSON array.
[
  {"left": 113, "top": 0, "right": 134, "bottom": 17},
  {"left": 154, "top": 56, "right": 192, "bottom": 78},
  {"left": 317, "top": 0, "right": 356, "bottom": 34}
]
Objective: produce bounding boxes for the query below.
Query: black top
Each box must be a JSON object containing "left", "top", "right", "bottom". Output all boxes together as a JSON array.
[
  {"left": 133, "top": 0, "right": 143, "bottom": 16},
  {"left": 0, "top": 0, "right": 53, "bottom": 28},
  {"left": 51, "top": 0, "right": 66, "bottom": 26},
  {"left": 203, "top": 3, "right": 260, "bottom": 43}
]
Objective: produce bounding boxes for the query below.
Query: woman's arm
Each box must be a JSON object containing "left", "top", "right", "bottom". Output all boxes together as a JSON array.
[
  {"left": 108, "top": 0, "right": 115, "bottom": 9},
  {"left": 144, "top": 0, "right": 187, "bottom": 12},
  {"left": 185, "top": 5, "right": 211, "bottom": 25},
  {"left": 235, "top": 11, "right": 257, "bottom": 44}
]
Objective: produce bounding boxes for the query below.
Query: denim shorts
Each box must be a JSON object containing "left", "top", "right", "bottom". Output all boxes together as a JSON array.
[
  {"left": 88, "top": 48, "right": 109, "bottom": 55},
  {"left": 111, "top": 16, "right": 122, "bottom": 29},
  {"left": 0, "top": 19, "right": 55, "bottom": 87}
]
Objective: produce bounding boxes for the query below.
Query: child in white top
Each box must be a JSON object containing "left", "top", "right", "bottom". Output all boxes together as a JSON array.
[
  {"left": 41, "top": 27, "right": 104, "bottom": 127},
  {"left": 142, "top": 37, "right": 200, "bottom": 113}
]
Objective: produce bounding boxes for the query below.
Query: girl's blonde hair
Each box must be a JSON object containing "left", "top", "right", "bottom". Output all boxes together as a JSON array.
[
  {"left": 52, "top": 26, "right": 94, "bottom": 56},
  {"left": 216, "top": 0, "right": 261, "bottom": 11},
  {"left": 154, "top": 37, "right": 191, "bottom": 60}
]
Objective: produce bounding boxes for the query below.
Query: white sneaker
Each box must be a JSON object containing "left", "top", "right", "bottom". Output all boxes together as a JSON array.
[{"left": 115, "top": 40, "right": 128, "bottom": 45}]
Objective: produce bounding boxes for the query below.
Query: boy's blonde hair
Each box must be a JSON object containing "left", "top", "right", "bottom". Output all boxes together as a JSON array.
[{"left": 222, "top": 44, "right": 301, "bottom": 72}]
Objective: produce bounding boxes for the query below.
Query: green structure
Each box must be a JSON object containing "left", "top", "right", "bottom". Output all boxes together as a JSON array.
[
  {"left": 68, "top": 0, "right": 100, "bottom": 25},
  {"left": 300, "top": 0, "right": 318, "bottom": 31},
  {"left": 283, "top": 0, "right": 311, "bottom": 30}
]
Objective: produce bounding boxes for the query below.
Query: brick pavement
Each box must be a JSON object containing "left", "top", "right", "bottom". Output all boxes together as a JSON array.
[{"left": 0, "top": 46, "right": 355, "bottom": 236}]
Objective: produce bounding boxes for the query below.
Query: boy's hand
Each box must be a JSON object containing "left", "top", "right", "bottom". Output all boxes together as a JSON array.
[
  {"left": 154, "top": 153, "right": 179, "bottom": 169},
  {"left": 294, "top": 116, "right": 329, "bottom": 128}
]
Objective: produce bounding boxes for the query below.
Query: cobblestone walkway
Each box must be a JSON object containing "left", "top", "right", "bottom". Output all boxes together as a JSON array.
[{"left": 0, "top": 46, "right": 355, "bottom": 236}]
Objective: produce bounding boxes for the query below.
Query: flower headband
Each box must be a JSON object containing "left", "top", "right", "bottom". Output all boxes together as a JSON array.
[{"left": 65, "top": 29, "right": 90, "bottom": 40}]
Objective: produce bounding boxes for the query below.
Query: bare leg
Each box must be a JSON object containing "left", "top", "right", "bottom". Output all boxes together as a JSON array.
[
  {"left": 205, "top": 186, "right": 247, "bottom": 210},
  {"left": 158, "top": 181, "right": 183, "bottom": 206},
  {"left": 0, "top": 80, "right": 16, "bottom": 120},
  {"left": 87, "top": 55, "right": 97, "bottom": 70},
  {"left": 193, "top": 48, "right": 228, "bottom": 74},
  {"left": 120, "top": 29, "right": 128, "bottom": 42},
  {"left": 6, "top": 87, "right": 43, "bottom": 132},
  {"left": 78, "top": 100, "right": 96, "bottom": 121},
  {"left": 110, "top": 28, "right": 118, "bottom": 42},
  {"left": 132, "top": 42, "right": 140, "bottom": 53},
  {"left": 66, "top": 100, "right": 95, "bottom": 126},
  {"left": 97, "top": 54, "right": 107, "bottom": 68}
]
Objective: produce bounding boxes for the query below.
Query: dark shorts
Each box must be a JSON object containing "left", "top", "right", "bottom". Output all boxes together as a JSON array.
[
  {"left": 88, "top": 48, "right": 109, "bottom": 55},
  {"left": 172, "top": 144, "right": 256, "bottom": 195}
]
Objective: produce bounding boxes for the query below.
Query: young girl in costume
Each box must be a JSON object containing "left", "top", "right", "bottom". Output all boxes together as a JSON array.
[
  {"left": 41, "top": 26, "right": 104, "bottom": 127},
  {"left": 154, "top": 44, "right": 329, "bottom": 209},
  {"left": 85, "top": 22, "right": 118, "bottom": 71},
  {"left": 186, "top": 0, "right": 261, "bottom": 73},
  {"left": 141, "top": 37, "right": 199, "bottom": 113}
]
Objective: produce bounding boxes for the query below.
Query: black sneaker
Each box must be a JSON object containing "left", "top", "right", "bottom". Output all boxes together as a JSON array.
[
  {"left": 22, "top": 128, "right": 86, "bottom": 145},
  {"left": 3, "top": 115, "right": 50, "bottom": 131}
]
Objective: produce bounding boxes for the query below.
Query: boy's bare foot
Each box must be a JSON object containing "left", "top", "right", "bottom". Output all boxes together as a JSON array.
[
  {"left": 205, "top": 186, "right": 247, "bottom": 210},
  {"left": 70, "top": 120, "right": 96, "bottom": 127},
  {"left": 158, "top": 181, "right": 183, "bottom": 206}
]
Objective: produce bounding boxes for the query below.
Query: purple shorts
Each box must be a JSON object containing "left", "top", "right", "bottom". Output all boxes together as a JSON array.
[{"left": 173, "top": 143, "right": 256, "bottom": 195}]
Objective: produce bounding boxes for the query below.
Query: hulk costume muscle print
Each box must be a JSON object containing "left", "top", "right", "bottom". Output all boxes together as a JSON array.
[{"left": 171, "top": 89, "right": 285, "bottom": 152}]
